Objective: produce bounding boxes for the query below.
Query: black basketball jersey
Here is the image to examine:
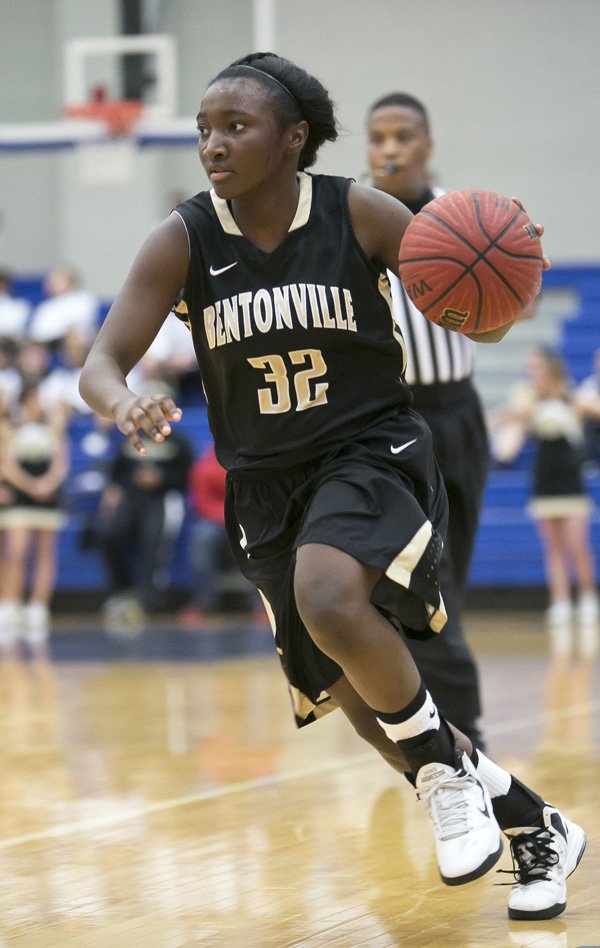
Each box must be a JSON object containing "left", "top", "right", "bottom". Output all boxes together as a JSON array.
[{"left": 174, "top": 172, "right": 411, "bottom": 471}]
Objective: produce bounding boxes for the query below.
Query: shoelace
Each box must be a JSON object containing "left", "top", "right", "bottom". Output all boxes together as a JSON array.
[
  {"left": 496, "top": 828, "right": 560, "bottom": 885},
  {"left": 419, "top": 772, "right": 480, "bottom": 840}
]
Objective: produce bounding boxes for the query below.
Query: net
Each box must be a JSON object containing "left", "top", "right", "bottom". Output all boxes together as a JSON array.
[{"left": 63, "top": 100, "right": 144, "bottom": 137}]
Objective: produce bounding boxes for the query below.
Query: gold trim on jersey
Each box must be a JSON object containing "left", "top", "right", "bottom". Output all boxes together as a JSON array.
[
  {"left": 210, "top": 172, "right": 313, "bottom": 236},
  {"left": 385, "top": 521, "right": 447, "bottom": 634},
  {"left": 288, "top": 172, "right": 312, "bottom": 231},
  {"left": 379, "top": 271, "right": 407, "bottom": 375},
  {"left": 257, "top": 584, "right": 338, "bottom": 724},
  {"left": 289, "top": 684, "right": 337, "bottom": 722},
  {"left": 173, "top": 296, "right": 191, "bottom": 332}
]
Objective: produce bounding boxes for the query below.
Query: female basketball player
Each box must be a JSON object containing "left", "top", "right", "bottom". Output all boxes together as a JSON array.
[{"left": 79, "top": 52, "right": 584, "bottom": 918}]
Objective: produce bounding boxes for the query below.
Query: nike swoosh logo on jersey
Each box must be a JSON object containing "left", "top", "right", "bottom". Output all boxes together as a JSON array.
[
  {"left": 209, "top": 262, "right": 237, "bottom": 276},
  {"left": 390, "top": 438, "right": 417, "bottom": 454}
]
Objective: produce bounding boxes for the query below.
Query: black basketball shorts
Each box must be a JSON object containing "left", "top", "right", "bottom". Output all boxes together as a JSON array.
[{"left": 224, "top": 406, "right": 449, "bottom": 727}]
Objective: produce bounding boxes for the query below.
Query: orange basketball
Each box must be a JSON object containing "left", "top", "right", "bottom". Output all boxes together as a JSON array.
[{"left": 397, "top": 189, "right": 544, "bottom": 334}]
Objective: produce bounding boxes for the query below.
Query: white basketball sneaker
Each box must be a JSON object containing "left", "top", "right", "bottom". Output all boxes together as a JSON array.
[
  {"left": 506, "top": 806, "right": 586, "bottom": 920},
  {"left": 416, "top": 750, "right": 503, "bottom": 885}
]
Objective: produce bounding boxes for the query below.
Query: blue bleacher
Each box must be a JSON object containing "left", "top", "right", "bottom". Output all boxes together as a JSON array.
[
  {"left": 544, "top": 265, "right": 600, "bottom": 381},
  {"left": 469, "top": 263, "right": 600, "bottom": 588},
  {"left": 9, "top": 273, "right": 46, "bottom": 308},
  {"left": 57, "top": 405, "right": 213, "bottom": 593},
  {"left": 470, "top": 464, "right": 600, "bottom": 587}
]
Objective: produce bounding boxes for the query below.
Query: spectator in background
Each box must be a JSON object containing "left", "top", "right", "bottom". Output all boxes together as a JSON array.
[
  {"left": 492, "top": 346, "right": 598, "bottom": 657},
  {"left": 0, "top": 392, "right": 16, "bottom": 630},
  {"left": 39, "top": 328, "right": 94, "bottom": 419},
  {"left": 97, "top": 382, "right": 193, "bottom": 635},
  {"left": 179, "top": 443, "right": 265, "bottom": 627},
  {"left": 140, "top": 314, "right": 200, "bottom": 406},
  {"left": 0, "top": 270, "right": 31, "bottom": 340},
  {"left": 0, "top": 382, "right": 69, "bottom": 660},
  {"left": 15, "top": 339, "right": 53, "bottom": 390},
  {"left": 0, "top": 336, "right": 22, "bottom": 409},
  {"left": 27, "top": 267, "right": 99, "bottom": 351},
  {"left": 12, "top": 339, "right": 73, "bottom": 432},
  {"left": 575, "top": 347, "right": 600, "bottom": 467}
]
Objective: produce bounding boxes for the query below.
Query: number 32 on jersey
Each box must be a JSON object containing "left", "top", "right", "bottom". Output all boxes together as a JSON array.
[{"left": 248, "top": 348, "right": 328, "bottom": 414}]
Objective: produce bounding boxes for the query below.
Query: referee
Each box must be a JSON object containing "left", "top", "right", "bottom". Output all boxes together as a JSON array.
[{"left": 366, "top": 92, "right": 489, "bottom": 748}]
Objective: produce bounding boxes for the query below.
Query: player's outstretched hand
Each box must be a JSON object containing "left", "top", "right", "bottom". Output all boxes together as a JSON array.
[
  {"left": 510, "top": 196, "right": 551, "bottom": 270},
  {"left": 114, "top": 391, "right": 182, "bottom": 456}
]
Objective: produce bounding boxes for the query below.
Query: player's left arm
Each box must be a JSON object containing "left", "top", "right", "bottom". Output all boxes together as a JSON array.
[
  {"left": 350, "top": 184, "right": 517, "bottom": 343},
  {"left": 465, "top": 322, "right": 517, "bottom": 343},
  {"left": 350, "top": 185, "right": 550, "bottom": 345},
  {"left": 348, "top": 182, "right": 413, "bottom": 272}
]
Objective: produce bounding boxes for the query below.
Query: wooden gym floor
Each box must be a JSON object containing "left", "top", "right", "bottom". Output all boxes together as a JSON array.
[{"left": 0, "top": 610, "right": 598, "bottom": 947}]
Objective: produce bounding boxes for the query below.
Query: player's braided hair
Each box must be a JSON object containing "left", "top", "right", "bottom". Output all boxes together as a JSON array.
[{"left": 211, "top": 52, "right": 338, "bottom": 170}]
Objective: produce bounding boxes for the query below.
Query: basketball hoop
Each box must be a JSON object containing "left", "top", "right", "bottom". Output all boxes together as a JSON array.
[
  {"left": 63, "top": 100, "right": 143, "bottom": 136},
  {"left": 62, "top": 98, "right": 143, "bottom": 184}
]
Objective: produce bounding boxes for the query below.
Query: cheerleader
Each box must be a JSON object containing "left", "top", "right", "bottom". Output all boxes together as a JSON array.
[{"left": 0, "top": 383, "right": 69, "bottom": 658}]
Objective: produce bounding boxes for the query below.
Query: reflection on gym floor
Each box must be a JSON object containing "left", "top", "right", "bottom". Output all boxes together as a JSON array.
[{"left": 0, "top": 611, "right": 598, "bottom": 947}]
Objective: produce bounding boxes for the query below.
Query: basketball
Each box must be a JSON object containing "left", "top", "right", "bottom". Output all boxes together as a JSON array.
[{"left": 397, "top": 189, "right": 544, "bottom": 334}]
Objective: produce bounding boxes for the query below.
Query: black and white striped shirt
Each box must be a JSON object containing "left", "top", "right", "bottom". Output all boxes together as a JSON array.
[{"left": 390, "top": 187, "right": 474, "bottom": 386}]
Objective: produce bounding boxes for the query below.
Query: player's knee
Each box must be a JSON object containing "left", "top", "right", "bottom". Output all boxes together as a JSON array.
[{"left": 295, "top": 571, "right": 359, "bottom": 646}]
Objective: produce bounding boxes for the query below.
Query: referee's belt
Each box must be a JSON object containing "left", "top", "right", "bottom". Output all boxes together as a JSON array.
[{"left": 409, "top": 377, "right": 475, "bottom": 409}]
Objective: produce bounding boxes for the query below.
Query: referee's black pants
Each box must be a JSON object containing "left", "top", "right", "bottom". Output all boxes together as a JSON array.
[{"left": 406, "top": 379, "right": 490, "bottom": 748}]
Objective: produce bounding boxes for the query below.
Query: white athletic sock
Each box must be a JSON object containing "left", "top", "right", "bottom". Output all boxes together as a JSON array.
[
  {"left": 0, "top": 601, "right": 21, "bottom": 646},
  {"left": 376, "top": 688, "right": 440, "bottom": 742},
  {"left": 474, "top": 750, "right": 512, "bottom": 798},
  {"left": 22, "top": 602, "right": 50, "bottom": 645}
]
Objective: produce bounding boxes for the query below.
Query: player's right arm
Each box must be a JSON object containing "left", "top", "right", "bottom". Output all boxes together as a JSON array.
[{"left": 79, "top": 213, "right": 189, "bottom": 455}]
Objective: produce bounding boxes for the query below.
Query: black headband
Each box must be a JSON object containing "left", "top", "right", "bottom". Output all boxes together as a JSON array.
[{"left": 235, "top": 64, "right": 304, "bottom": 119}]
